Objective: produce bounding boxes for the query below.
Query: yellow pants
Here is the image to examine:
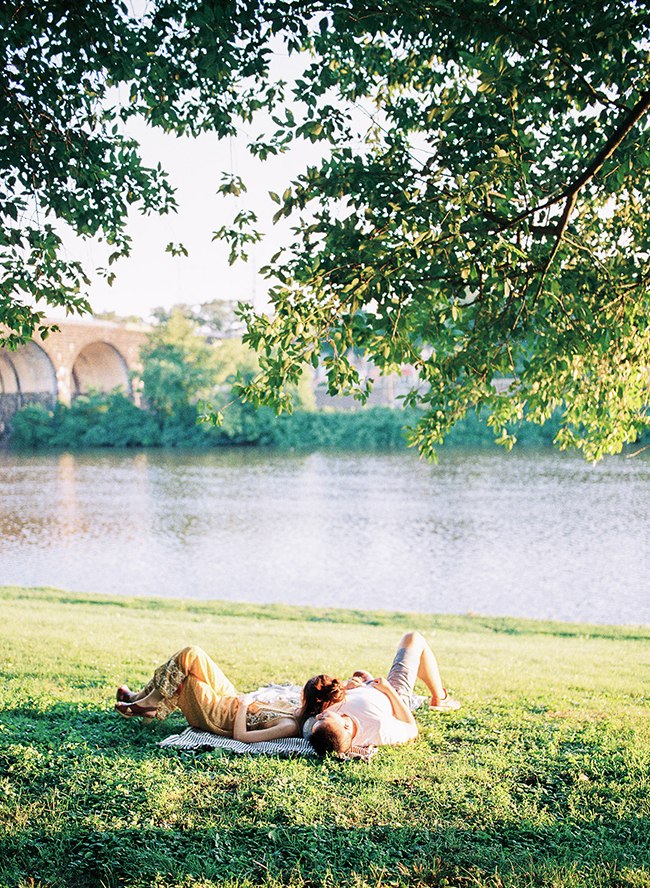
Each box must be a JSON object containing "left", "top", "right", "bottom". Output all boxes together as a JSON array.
[{"left": 151, "top": 646, "right": 240, "bottom": 736}]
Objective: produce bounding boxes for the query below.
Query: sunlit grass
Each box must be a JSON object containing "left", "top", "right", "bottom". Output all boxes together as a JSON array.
[{"left": 2, "top": 585, "right": 649, "bottom": 888}]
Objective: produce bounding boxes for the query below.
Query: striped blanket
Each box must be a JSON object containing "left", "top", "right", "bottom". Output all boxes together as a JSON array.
[
  {"left": 159, "top": 727, "right": 315, "bottom": 756},
  {"left": 158, "top": 726, "right": 377, "bottom": 762}
]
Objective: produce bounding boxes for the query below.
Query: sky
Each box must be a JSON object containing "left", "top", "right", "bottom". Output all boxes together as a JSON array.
[
  {"left": 47, "top": 23, "right": 377, "bottom": 327},
  {"left": 48, "top": 27, "right": 378, "bottom": 327},
  {"left": 57, "top": 118, "right": 316, "bottom": 323}
]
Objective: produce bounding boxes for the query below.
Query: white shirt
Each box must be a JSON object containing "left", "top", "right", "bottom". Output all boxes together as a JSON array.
[{"left": 331, "top": 685, "right": 415, "bottom": 746}]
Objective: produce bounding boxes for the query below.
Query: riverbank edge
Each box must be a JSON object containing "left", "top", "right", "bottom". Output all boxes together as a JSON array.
[{"left": 4, "top": 583, "right": 650, "bottom": 641}]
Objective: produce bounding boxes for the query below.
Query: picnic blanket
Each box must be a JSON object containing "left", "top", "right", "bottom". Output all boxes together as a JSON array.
[
  {"left": 157, "top": 683, "right": 390, "bottom": 762},
  {"left": 159, "top": 726, "right": 316, "bottom": 756},
  {"left": 159, "top": 725, "right": 378, "bottom": 762}
]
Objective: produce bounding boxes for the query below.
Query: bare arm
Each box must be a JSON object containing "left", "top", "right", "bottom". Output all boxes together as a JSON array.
[
  {"left": 371, "top": 678, "right": 418, "bottom": 738},
  {"left": 343, "top": 669, "right": 375, "bottom": 691},
  {"left": 232, "top": 694, "right": 300, "bottom": 744}
]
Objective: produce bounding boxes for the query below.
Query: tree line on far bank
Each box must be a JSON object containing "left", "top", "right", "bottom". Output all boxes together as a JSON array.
[{"left": 10, "top": 304, "right": 565, "bottom": 452}]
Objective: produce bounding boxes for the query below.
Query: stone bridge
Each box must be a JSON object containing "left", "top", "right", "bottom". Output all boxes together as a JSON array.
[{"left": 0, "top": 317, "right": 149, "bottom": 440}]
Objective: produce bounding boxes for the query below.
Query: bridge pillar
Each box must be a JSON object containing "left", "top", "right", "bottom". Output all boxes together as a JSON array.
[{"left": 56, "top": 363, "right": 74, "bottom": 406}]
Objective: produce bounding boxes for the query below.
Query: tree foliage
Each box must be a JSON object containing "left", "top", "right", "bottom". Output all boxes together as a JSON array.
[
  {"left": 3, "top": 0, "right": 650, "bottom": 459},
  {"left": 230, "top": 1, "right": 650, "bottom": 461},
  {"left": 0, "top": 0, "right": 175, "bottom": 345},
  {"left": 139, "top": 307, "right": 223, "bottom": 417}
]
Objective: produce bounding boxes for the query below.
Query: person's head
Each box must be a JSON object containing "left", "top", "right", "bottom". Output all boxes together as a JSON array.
[
  {"left": 298, "top": 674, "right": 346, "bottom": 725},
  {"left": 308, "top": 710, "right": 355, "bottom": 756}
]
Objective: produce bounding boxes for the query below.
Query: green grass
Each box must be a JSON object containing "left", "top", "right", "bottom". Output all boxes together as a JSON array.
[{"left": 1, "top": 586, "right": 649, "bottom": 888}]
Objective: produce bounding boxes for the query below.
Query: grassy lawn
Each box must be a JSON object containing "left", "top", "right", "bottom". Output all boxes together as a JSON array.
[{"left": 1, "top": 585, "right": 649, "bottom": 888}]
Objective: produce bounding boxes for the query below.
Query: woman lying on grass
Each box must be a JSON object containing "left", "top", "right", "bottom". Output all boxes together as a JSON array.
[{"left": 115, "top": 645, "right": 345, "bottom": 743}]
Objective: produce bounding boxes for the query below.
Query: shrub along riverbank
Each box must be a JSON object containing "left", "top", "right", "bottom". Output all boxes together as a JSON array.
[
  {"left": 8, "top": 392, "right": 565, "bottom": 451},
  {"left": 1, "top": 586, "right": 649, "bottom": 888}
]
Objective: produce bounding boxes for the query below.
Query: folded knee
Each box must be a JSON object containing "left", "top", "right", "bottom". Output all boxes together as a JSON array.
[
  {"left": 177, "top": 645, "right": 204, "bottom": 665},
  {"left": 400, "top": 631, "right": 424, "bottom": 649}
]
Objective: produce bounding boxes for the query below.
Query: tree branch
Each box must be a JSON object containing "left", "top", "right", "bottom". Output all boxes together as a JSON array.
[
  {"left": 562, "top": 88, "right": 650, "bottom": 199},
  {"left": 483, "top": 88, "right": 650, "bottom": 240},
  {"left": 532, "top": 89, "right": 650, "bottom": 301}
]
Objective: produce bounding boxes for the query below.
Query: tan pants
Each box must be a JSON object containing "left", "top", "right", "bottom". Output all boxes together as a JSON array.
[{"left": 149, "top": 646, "right": 240, "bottom": 735}]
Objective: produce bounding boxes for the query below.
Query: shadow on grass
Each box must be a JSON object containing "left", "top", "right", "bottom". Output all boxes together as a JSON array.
[
  {"left": 0, "top": 700, "right": 184, "bottom": 754},
  {"left": 3, "top": 702, "right": 650, "bottom": 888},
  {"left": 2, "top": 818, "right": 649, "bottom": 888}
]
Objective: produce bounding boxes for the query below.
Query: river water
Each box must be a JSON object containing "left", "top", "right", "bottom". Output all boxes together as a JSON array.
[{"left": 1, "top": 447, "right": 649, "bottom": 626}]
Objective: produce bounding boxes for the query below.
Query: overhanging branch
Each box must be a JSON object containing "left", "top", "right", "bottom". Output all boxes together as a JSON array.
[
  {"left": 562, "top": 88, "right": 650, "bottom": 199},
  {"left": 484, "top": 89, "right": 650, "bottom": 238},
  {"left": 533, "top": 89, "right": 650, "bottom": 300}
]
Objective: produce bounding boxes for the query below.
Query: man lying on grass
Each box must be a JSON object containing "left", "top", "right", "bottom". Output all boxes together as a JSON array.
[{"left": 307, "top": 631, "right": 460, "bottom": 755}]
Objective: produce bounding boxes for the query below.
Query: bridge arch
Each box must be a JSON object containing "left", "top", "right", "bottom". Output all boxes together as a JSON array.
[
  {"left": 0, "top": 317, "right": 148, "bottom": 440},
  {"left": 0, "top": 351, "right": 19, "bottom": 395},
  {"left": 0, "top": 341, "right": 58, "bottom": 398},
  {"left": 72, "top": 341, "right": 132, "bottom": 398}
]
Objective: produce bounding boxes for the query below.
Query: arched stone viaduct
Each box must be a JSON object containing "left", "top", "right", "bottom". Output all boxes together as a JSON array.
[{"left": 0, "top": 317, "right": 149, "bottom": 440}]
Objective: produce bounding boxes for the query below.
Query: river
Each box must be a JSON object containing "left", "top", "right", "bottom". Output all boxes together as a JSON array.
[{"left": 1, "top": 446, "right": 649, "bottom": 626}]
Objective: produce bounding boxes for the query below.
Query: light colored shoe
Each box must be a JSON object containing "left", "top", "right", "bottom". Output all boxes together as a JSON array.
[{"left": 429, "top": 690, "right": 460, "bottom": 712}]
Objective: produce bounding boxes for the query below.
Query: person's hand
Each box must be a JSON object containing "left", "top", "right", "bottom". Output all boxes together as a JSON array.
[
  {"left": 370, "top": 677, "right": 392, "bottom": 694},
  {"left": 344, "top": 676, "right": 364, "bottom": 690},
  {"left": 237, "top": 693, "right": 254, "bottom": 708},
  {"left": 352, "top": 670, "right": 373, "bottom": 682}
]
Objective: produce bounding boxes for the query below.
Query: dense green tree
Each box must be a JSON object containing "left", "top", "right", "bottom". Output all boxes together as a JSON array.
[
  {"left": 230, "top": 1, "right": 650, "bottom": 461},
  {"left": 0, "top": 0, "right": 176, "bottom": 346},
  {"left": 139, "top": 307, "right": 222, "bottom": 417},
  {"left": 138, "top": 305, "right": 316, "bottom": 426},
  {"left": 196, "top": 322, "right": 317, "bottom": 429},
  {"left": 3, "top": 1, "right": 650, "bottom": 459}
]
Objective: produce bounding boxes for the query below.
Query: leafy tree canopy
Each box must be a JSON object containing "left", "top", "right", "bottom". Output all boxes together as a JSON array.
[
  {"left": 139, "top": 307, "right": 222, "bottom": 416},
  {"left": 138, "top": 303, "right": 315, "bottom": 424},
  {"left": 3, "top": 0, "right": 650, "bottom": 459}
]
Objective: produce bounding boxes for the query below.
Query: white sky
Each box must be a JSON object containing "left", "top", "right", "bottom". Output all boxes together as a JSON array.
[
  {"left": 57, "top": 118, "right": 318, "bottom": 322},
  {"left": 51, "top": 23, "right": 347, "bottom": 326},
  {"left": 49, "top": 29, "right": 378, "bottom": 326}
]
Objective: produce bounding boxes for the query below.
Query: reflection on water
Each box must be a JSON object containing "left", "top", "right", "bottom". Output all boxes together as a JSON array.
[
  {"left": 1, "top": 446, "right": 649, "bottom": 626},
  {"left": 56, "top": 453, "right": 79, "bottom": 544}
]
